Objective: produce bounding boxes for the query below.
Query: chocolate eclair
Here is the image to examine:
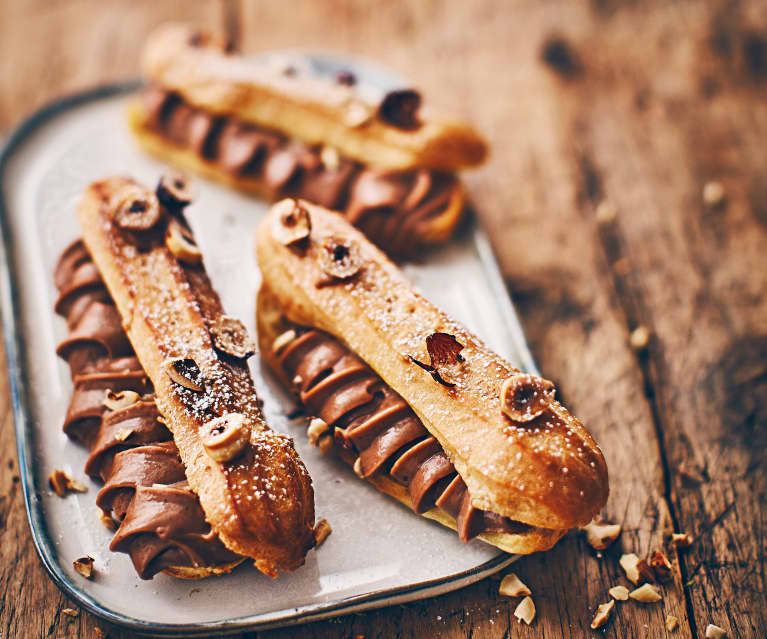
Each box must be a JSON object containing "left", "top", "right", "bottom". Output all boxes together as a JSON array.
[
  {"left": 256, "top": 199, "right": 609, "bottom": 554},
  {"left": 74, "top": 175, "right": 316, "bottom": 576},
  {"left": 55, "top": 240, "right": 243, "bottom": 579},
  {"left": 127, "top": 23, "right": 486, "bottom": 257}
]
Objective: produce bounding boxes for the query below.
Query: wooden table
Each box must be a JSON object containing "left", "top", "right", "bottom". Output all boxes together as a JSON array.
[{"left": 1, "top": 1, "right": 765, "bottom": 637}]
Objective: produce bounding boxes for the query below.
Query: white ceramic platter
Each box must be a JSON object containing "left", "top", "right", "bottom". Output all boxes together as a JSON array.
[{"left": 0, "top": 56, "right": 536, "bottom": 637}]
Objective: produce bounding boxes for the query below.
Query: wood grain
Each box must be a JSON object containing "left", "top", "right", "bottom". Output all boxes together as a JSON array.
[{"left": 1, "top": 0, "right": 764, "bottom": 637}]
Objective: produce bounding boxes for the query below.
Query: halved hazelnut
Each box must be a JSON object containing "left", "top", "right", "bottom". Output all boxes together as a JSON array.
[
  {"left": 319, "top": 237, "right": 361, "bottom": 280},
  {"left": 513, "top": 596, "right": 536, "bottom": 625},
  {"left": 209, "top": 315, "right": 256, "bottom": 359},
  {"left": 73, "top": 556, "right": 94, "bottom": 579},
  {"left": 166, "top": 218, "right": 202, "bottom": 264},
  {"left": 307, "top": 418, "right": 330, "bottom": 446},
  {"left": 201, "top": 413, "right": 250, "bottom": 463},
  {"left": 314, "top": 518, "right": 332, "bottom": 547},
  {"left": 705, "top": 624, "right": 727, "bottom": 638},
  {"left": 156, "top": 171, "right": 195, "bottom": 209},
  {"left": 590, "top": 600, "right": 615, "bottom": 630},
  {"left": 500, "top": 373, "right": 555, "bottom": 422},
  {"left": 629, "top": 583, "right": 662, "bottom": 603},
  {"left": 498, "top": 573, "right": 531, "bottom": 597},
  {"left": 650, "top": 549, "right": 673, "bottom": 582},
  {"left": 113, "top": 188, "right": 162, "bottom": 231},
  {"left": 608, "top": 585, "right": 629, "bottom": 601},
  {"left": 272, "top": 329, "right": 297, "bottom": 355},
  {"left": 164, "top": 357, "right": 204, "bottom": 392},
  {"left": 49, "top": 469, "right": 87, "bottom": 497},
  {"left": 582, "top": 520, "right": 622, "bottom": 550},
  {"left": 270, "top": 199, "right": 311, "bottom": 246},
  {"left": 103, "top": 389, "right": 140, "bottom": 411}
]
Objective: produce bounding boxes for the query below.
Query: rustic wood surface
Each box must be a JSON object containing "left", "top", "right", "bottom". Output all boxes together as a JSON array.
[{"left": 1, "top": 1, "right": 765, "bottom": 637}]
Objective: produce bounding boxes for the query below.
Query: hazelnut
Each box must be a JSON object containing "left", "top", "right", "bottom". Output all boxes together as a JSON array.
[
  {"left": 500, "top": 373, "right": 555, "bottom": 422},
  {"left": 201, "top": 413, "right": 250, "bottom": 463},
  {"left": 513, "top": 596, "right": 536, "bottom": 625},
  {"left": 590, "top": 600, "right": 615, "bottom": 630},
  {"left": 164, "top": 357, "right": 204, "bottom": 392},
  {"left": 156, "top": 171, "right": 195, "bottom": 209},
  {"left": 102, "top": 389, "right": 140, "bottom": 411},
  {"left": 270, "top": 199, "right": 312, "bottom": 247},
  {"left": 582, "top": 520, "right": 622, "bottom": 550},
  {"left": 629, "top": 583, "right": 662, "bottom": 603},
  {"left": 209, "top": 315, "right": 256, "bottom": 359},
  {"left": 307, "top": 418, "right": 330, "bottom": 446},
  {"left": 272, "top": 329, "right": 297, "bottom": 355},
  {"left": 608, "top": 585, "right": 629, "bottom": 601},
  {"left": 313, "top": 518, "right": 332, "bottom": 546},
  {"left": 498, "top": 573, "right": 531, "bottom": 597},
  {"left": 666, "top": 615, "right": 680, "bottom": 631},
  {"left": 705, "top": 624, "right": 727, "bottom": 638},
  {"left": 73, "top": 556, "right": 94, "bottom": 579},
  {"left": 319, "top": 237, "right": 362, "bottom": 280},
  {"left": 113, "top": 188, "right": 162, "bottom": 231},
  {"left": 49, "top": 470, "right": 87, "bottom": 497},
  {"left": 166, "top": 218, "right": 202, "bottom": 264},
  {"left": 650, "top": 549, "right": 673, "bottom": 582}
]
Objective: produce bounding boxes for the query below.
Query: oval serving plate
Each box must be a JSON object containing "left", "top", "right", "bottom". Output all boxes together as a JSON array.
[{"left": 0, "top": 54, "right": 537, "bottom": 636}]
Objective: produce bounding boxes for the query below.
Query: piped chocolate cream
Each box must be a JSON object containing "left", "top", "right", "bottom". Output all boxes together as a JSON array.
[
  {"left": 55, "top": 240, "right": 241, "bottom": 579},
  {"left": 141, "top": 86, "right": 459, "bottom": 257},
  {"left": 277, "top": 327, "right": 531, "bottom": 542}
]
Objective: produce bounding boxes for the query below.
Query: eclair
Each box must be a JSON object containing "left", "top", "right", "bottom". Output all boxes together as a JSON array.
[
  {"left": 55, "top": 240, "right": 243, "bottom": 579},
  {"left": 127, "top": 23, "right": 487, "bottom": 257},
  {"left": 256, "top": 199, "right": 609, "bottom": 554},
  {"left": 74, "top": 175, "right": 316, "bottom": 576}
]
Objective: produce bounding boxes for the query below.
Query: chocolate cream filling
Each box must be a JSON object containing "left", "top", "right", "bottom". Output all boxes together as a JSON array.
[
  {"left": 141, "top": 86, "right": 459, "bottom": 257},
  {"left": 55, "top": 240, "right": 240, "bottom": 579},
  {"left": 278, "top": 328, "right": 532, "bottom": 542}
]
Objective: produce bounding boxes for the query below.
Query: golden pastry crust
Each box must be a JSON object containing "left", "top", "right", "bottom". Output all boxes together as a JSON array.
[
  {"left": 140, "top": 23, "right": 487, "bottom": 171},
  {"left": 257, "top": 285, "right": 565, "bottom": 554},
  {"left": 77, "top": 177, "right": 316, "bottom": 574},
  {"left": 255, "top": 200, "right": 609, "bottom": 532}
]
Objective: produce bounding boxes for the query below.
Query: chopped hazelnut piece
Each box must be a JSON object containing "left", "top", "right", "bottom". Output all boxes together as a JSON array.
[
  {"left": 619, "top": 553, "right": 643, "bottom": 585},
  {"left": 705, "top": 623, "right": 727, "bottom": 638},
  {"left": 61, "top": 608, "right": 79, "bottom": 618},
  {"left": 270, "top": 199, "right": 312, "bottom": 247},
  {"left": 582, "top": 520, "right": 622, "bottom": 550},
  {"left": 94, "top": 628, "right": 107, "bottom": 638},
  {"left": 73, "top": 556, "right": 95, "bottom": 579},
  {"left": 590, "top": 600, "right": 615, "bottom": 630},
  {"left": 164, "top": 357, "right": 204, "bottom": 392},
  {"left": 608, "top": 585, "right": 629, "bottom": 601},
  {"left": 272, "top": 329, "right": 297, "bottom": 355},
  {"left": 114, "top": 428, "right": 133, "bottom": 442},
  {"left": 156, "top": 171, "right": 195, "bottom": 209},
  {"left": 343, "top": 100, "right": 374, "bottom": 128},
  {"left": 318, "top": 434, "right": 334, "bottom": 455},
  {"left": 99, "top": 510, "right": 117, "bottom": 531},
  {"left": 596, "top": 201, "right": 617, "bottom": 224},
  {"left": 113, "top": 187, "right": 162, "bottom": 231},
  {"left": 650, "top": 549, "right": 673, "bottom": 582},
  {"left": 702, "top": 181, "right": 725, "bottom": 208},
  {"left": 319, "top": 236, "right": 362, "bottom": 280},
  {"left": 670, "top": 532, "right": 694, "bottom": 549},
  {"left": 513, "top": 596, "right": 536, "bottom": 625},
  {"left": 320, "top": 145, "right": 340, "bottom": 170},
  {"left": 49, "top": 470, "right": 87, "bottom": 497},
  {"left": 353, "top": 457, "right": 364, "bottom": 477},
  {"left": 498, "top": 573, "right": 531, "bottom": 597},
  {"left": 629, "top": 583, "right": 662, "bottom": 603},
  {"left": 201, "top": 413, "right": 250, "bottom": 463},
  {"left": 210, "top": 315, "right": 256, "bottom": 359},
  {"left": 165, "top": 218, "right": 202, "bottom": 264},
  {"left": 255, "top": 559, "right": 278, "bottom": 578},
  {"left": 313, "top": 518, "right": 332, "bottom": 546},
  {"left": 307, "top": 418, "right": 330, "bottom": 446},
  {"left": 630, "top": 326, "right": 650, "bottom": 350},
  {"left": 666, "top": 615, "right": 680, "bottom": 631},
  {"left": 103, "top": 389, "right": 140, "bottom": 411}
]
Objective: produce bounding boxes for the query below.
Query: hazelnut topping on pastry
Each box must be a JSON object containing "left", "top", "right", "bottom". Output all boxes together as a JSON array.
[
  {"left": 127, "top": 23, "right": 483, "bottom": 257},
  {"left": 75, "top": 176, "right": 316, "bottom": 575},
  {"left": 256, "top": 201, "right": 609, "bottom": 552}
]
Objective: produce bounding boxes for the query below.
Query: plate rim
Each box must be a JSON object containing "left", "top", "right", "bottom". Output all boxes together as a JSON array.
[{"left": 0, "top": 82, "right": 535, "bottom": 636}]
